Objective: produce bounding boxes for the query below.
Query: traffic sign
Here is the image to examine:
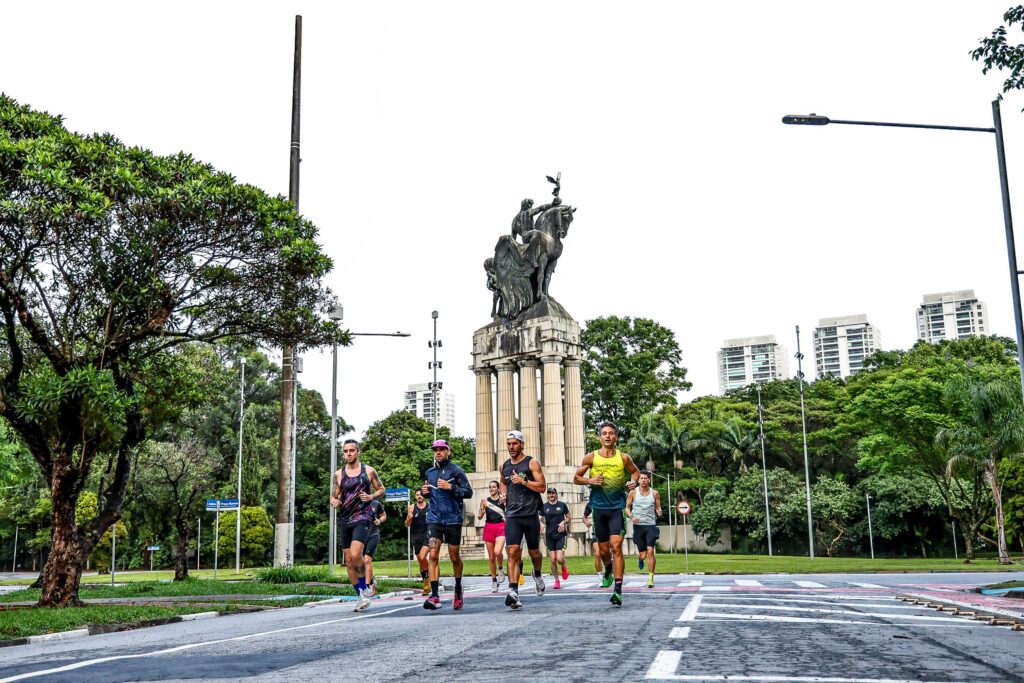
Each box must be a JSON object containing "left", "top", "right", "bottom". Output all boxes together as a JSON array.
[
  {"left": 205, "top": 498, "right": 240, "bottom": 512},
  {"left": 385, "top": 487, "right": 410, "bottom": 502},
  {"left": 146, "top": 545, "right": 160, "bottom": 551},
  {"left": 677, "top": 500, "right": 692, "bottom": 516}
]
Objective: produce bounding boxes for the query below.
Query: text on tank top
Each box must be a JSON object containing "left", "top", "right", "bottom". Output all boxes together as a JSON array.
[
  {"left": 484, "top": 496, "right": 505, "bottom": 524},
  {"left": 632, "top": 488, "right": 657, "bottom": 526},
  {"left": 589, "top": 450, "right": 627, "bottom": 509},
  {"left": 501, "top": 456, "right": 542, "bottom": 518}
]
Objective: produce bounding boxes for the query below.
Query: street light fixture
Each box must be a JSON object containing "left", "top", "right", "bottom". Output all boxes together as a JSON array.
[
  {"left": 782, "top": 102, "right": 1024, "bottom": 399},
  {"left": 326, "top": 305, "right": 411, "bottom": 574}
]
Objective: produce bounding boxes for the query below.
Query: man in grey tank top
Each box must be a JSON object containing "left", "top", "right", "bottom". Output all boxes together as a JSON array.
[{"left": 625, "top": 470, "right": 662, "bottom": 588}]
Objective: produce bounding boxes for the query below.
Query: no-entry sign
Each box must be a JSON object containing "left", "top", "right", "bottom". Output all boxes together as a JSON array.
[{"left": 677, "top": 500, "right": 692, "bottom": 516}]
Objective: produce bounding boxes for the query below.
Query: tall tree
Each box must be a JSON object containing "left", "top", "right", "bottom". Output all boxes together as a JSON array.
[
  {"left": 972, "top": 6, "right": 1024, "bottom": 99},
  {"left": 580, "top": 316, "right": 691, "bottom": 436},
  {"left": 0, "top": 97, "right": 340, "bottom": 606}
]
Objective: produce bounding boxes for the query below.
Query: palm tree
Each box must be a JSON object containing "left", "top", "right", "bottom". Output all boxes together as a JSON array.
[
  {"left": 717, "top": 417, "right": 760, "bottom": 473},
  {"left": 633, "top": 413, "right": 705, "bottom": 472},
  {"left": 937, "top": 375, "right": 1024, "bottom": 565}
]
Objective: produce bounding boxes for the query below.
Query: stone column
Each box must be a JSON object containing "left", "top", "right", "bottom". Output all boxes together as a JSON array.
[
  {"left": 541, "top": 355, "right": 566, "bottom": 468},
  {"left": 563, "top": 358, "right": 585, "bottom": 466},
  {"left": 474, "top": 367, "right": 495, "bottom": 472},
  {"left": 495, "top": 363, "right": 517, "bottom": 446},
  {"left": 518, "top": 359, "right": 540, "bottom": 459}
]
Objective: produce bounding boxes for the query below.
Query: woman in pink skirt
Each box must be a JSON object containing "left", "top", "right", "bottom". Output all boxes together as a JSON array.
[{"left": 479, "top": 480, "right": 507, "bottom": 592}]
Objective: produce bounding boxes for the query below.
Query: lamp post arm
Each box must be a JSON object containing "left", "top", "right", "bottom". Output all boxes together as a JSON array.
[{"left": 829, "top": 119, "right": 994, "bottom": 134}]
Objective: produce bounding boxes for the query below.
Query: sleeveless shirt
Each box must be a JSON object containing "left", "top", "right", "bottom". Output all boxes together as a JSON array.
[
  {"left": 632, "top": 488, "right": 657, "bottom": 526},
  {"left": 588, "top": 450, "right": 628, "bottom": 509},
  {"left": 501, "top": 455, "right": 542, "bottom": 518}
]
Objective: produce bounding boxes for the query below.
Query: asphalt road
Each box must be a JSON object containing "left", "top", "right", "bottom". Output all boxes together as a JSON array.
[{"left": 2, "top": 571, "right": 1023, "bottom": 682}]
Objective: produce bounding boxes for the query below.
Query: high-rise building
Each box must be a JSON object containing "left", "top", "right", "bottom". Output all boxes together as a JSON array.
[
  {"left": 717, "top": 335, "right": 789, "bottom": 393},
  {"left": 404, "top": 383, "right": 456, "bottom": 431},
  {"left": 916, "top": 290, "right": 988, "bottom": 343},
  {"left": 813, "top": 314, "right": 882, "bottom": 378}
]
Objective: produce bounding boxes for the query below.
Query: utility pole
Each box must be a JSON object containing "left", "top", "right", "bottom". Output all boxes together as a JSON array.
[
  {"left": 275, "top": 14, "right": 302, "bottom": 568},
  {"left": 756, "top": 384, "right": 773, "bottom": 556},
  {"left": 428, "top": 310, "right": 442, "bottom": 440},
  {"left": 236, "top": 357, "right": 245, "bottom": 574},
  {"left": 795, "top": 325, "right": 815, "bottom": 559}
]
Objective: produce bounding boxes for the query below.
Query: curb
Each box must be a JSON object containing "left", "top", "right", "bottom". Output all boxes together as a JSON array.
[{"left": 901, "top": 592, "right": 1024, "bottom": 626}]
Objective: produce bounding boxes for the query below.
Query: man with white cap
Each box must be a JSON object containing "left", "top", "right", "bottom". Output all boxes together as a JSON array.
[
  {"left": 499, "top": 429, "right": 547, "bottom": 609},
  {"left": 421, "top": 439, "right": 473, "bottom": 611}
]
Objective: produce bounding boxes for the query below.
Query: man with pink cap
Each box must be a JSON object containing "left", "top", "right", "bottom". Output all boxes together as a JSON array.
[{"left": 421, "top": 439, "right": 473, "bottom": 611}]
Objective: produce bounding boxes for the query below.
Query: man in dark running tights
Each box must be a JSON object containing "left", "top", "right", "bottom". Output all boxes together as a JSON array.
[
  {"left": 405, "top": 489, "right": 431, "bottom": 596},
  {"left": 499, "top": 430, "right": 547, "bottom": 609}
]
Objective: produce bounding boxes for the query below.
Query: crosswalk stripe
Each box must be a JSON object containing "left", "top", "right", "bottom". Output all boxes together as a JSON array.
[
  {"left": 793, "top": 581, "right": 826, "bottom": 588},
  {"left": 849, "top": 582, "right": 885, "bottom": 589},
  {"left": 668, "top": 627, "right": 691, "bottom": 639},
  {"left": 677, "top": 580, "right": 703, "bottom": 587},
  {"left": 699, "top": 586, "right": 732, "bottom": 592},
  {"left": 735, "top": 580, "right": 763, "bottom": 586}
]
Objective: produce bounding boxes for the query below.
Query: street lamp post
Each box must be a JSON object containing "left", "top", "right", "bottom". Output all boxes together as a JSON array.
[
  {"left": 865, "top": 493, "right": 875, "bottom": 560},
  {"left": 756, "top": 384, "right": 773, "bottom": 557},
  {"left": 782, "top": 103, "right": 1024, "bottom": 399},
  {"left": 428, "top": 311, "right": 442, "bottom": 441},
  {"left": 235, "top": 357, "right": 246, "bottom": 574},
  {"left": 795, "top": 325, "right": 815, "bottom": 559},
  {"left": 326, "top": 305, "right": 410, "bottom": 574}
]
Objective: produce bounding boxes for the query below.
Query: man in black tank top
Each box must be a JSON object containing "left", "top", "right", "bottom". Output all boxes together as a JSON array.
[
  {"left": 405, "top": 490, "right": 431, "bottom": 595},
  {"left": 499, "top": 430, "right": 547, "bottom": 609}
]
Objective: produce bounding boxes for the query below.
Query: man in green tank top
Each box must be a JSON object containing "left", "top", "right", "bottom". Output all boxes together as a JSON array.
[{"left": 573, "top": 421, "right": 640, "bottom": 606}]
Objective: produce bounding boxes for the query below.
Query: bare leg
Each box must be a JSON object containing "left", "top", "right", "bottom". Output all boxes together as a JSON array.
[
  {"left": 427, "top": 538, "right": 441, "bottom": 582},
  {"left": 494, "top": 536, "right": 506, "bottom": 571},
  {"left": 347, "top": 542, "right": 366, "bottom": 586},
  {"left": 417, "top": 546, "right": 429, "bottom": 573},
  {"left": 592, "top": 542, "right": 601, "bottom": 572},
  {"left": 486, "top": 541, "right": 497, "bottom": 579},
  {"left": 549, "top": 551, "right": 558, "bottom": 578},
  {"left": 528, "top": 547, "right": 544, "bottom": 574},
  {"left": 364, "top": 555, "right": 374, "bottom": 585},
  {"left": 598, "top": 541, "right": 612, "bottom": 569},
  {"left": 610, "top": 536, "right": 625, "bottom": 580},
  {"left": 649, "top": 547, "right": 656, "bottom": 573},
  {"left": 507, "top": 545, "right": 522, "bottom": 586},
  {"left": 448, "top": 544, "right": 463, "bottom": 578}
]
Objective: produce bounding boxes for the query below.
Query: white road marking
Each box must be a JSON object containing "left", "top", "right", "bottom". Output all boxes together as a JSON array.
[
  {"left": 627, "top": 581, "right": 650, "bottom": 588},
  {"left": 669, "top": 626, "right": 691, "bottom": 639},
  {"left": 696, "top": 613, "right": 973, "bottom": 626},
  {"left": 644, "top": 652, "right": 970, "bottom": 682},
  {"left": 735, "top": 580, "right": 763, "bottom": 586},
  {"left": 0, "top": 606, "right": 418, "bottom": 683},
  {"left": 793, "top": 581, "right": 826, "bottom": 588},
  {"left": 677, "top": 580, "right": 703, "bottom": 587},
  {"left": 677, "top": 595, "right": 702, "bottom": 622},
  {"left": 699, "top": 596, "right": 917, "bottom": 610},
  {"left": 849, "top": 582, "right": 885, "bottom": 589},
  {"left": 700, "top": 604, "right": 967, "bottom": 622},
  {"left": 698, "top": 586, "right": 732, "bottom": 592},
  {"left": 571, "top": 581, "right": 598, "bottom": 589}
]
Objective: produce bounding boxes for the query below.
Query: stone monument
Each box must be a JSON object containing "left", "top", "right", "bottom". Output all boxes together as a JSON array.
[{"left": 464, "top": 174, "right": 589, "bottom": 557}]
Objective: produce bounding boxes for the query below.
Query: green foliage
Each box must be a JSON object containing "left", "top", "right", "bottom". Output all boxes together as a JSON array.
[
  {"left": 972, "top": 6, "right": 1024, "bottom": 100},
  {"left": 811, "top": 476, "right": 859, "bottom": 557},
  {"left": 209, "top": 506, "right": 274, "bottom": 567},
  {"left": 580, "top": 316, "right": 691, "bottom": 436},
  {"left": 359, "top": 411, "right": 474, "bottom": 492},
  {"left": 254, "top": 565, "right": 331, "bottom": 584}
]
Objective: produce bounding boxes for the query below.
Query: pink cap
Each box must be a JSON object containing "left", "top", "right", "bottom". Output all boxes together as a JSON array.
[{"left": 431, "top": 439, "right": 450, "bottom": 450}]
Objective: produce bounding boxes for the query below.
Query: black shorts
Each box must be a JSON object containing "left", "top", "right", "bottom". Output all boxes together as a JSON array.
[
  {"left": 340, "top": 519, "right": 371, "bottom": 550},
  {"left": 505, "top": 516, "right": 541, "bottom": 551},
  {"left": 545, "top": 533, "right": 566, "bottom": 552},
  {"left": 592, "top": 508, "right": 625, "bottom": 543},
  {"left": 364, "top": 532, "right": 381, "bottom": 558},
  {"left": 428, "top": 523, "right": 462, "bottom": 546},
  {"left": 413, "top": 533, "right": 430, "bottom": 553},
  {"left": 633, "top": 524, "right": 660, "bottom": 551}
]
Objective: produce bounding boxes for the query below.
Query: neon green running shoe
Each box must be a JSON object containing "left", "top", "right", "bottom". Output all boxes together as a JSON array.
[
  {"left": 610, "top": 591, "right": 622, "bottom": 606},
  {"left": 600, "top": 572, "right": 614, "bottom": 588}
]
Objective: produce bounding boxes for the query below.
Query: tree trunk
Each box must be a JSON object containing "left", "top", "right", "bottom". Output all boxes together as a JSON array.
[
  {"left": 38, "top": 492, "right": 85, "bottom": 607},
  {"left": 961, "top": 526, "right": 976, "bottom": 562},
  {"left": 987, "top": 462, "right": 1011, "bottom": 564},
  {"left": 174, "top": 519, "right": 190, "bottom": 582}
]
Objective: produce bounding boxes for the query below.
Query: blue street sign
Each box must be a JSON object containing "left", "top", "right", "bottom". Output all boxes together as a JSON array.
[
  {"left": 205, "top": 498, "right": 240, "bottom": 512},
  {"left": 146, "top": 545, "right": 160, "bottom": 551},
  {"left": 385, "top": 487, "right": 410, "bottom": 502}
]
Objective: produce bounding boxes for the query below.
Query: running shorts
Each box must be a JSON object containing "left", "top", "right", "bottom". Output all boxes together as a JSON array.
[
  {"left": 633, "top": 524, "right": 660, "bottom": 551},
  {"left": 592, "top": 508, "right": 625, "bottom": 543},
  {"left": 413, "top": 533, "right": 430, "bottom": 553},
  {"left": 483, "top": 521, "right": 506, "bottom": 544},
  {"left": 545, "top": 532, "right": 567, "bottom": 552},
  {"left": 504, "top": 515, "right": 541, "bottom": 551},
  {"left": 364, "top": 532, "right": 381, "bottom": 558},
  {"left": 340, "top": 519, "right": 371, "bottom": 550},
  {"left": 428, "top": 523, "right": 462, "bottom": 546}
]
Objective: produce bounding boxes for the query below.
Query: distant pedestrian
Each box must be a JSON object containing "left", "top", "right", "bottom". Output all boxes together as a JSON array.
[
  {"left": 582, "top": 501, "right": 602, "bottom": 576},
  {"left": 421, "top": 439, "right": 473, "bottom": 611},
  {"left": 626, "top": 471, "right": 662, "bottom": 588},
  {"left": 499, "top": 430, "right": 547, "bottom": 609},
  {"left": 330, "top": 439, "right": 386, "bottom": 612},
  {"left": 406, "top": 489, "right": 431, "bottom": 596},
  {"left": 478, "top": 480, "right": 507, "bottom": 592},
  {"left": 541, "top": 488, "right": 571, "bottom": 589},
  {"left": 363, "top": 499, "right": 388, "bottom": 595}
]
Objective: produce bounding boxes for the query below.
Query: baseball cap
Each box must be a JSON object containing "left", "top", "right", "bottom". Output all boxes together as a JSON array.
[
  {"left": 506, "top": 430, "right": 525, "bottom": 442},
  {"left": 431, "top": 439, "right": 450, "bottom": 450},
  {"left": 547, "top": 487, "right": 557, "bottom": 493}
]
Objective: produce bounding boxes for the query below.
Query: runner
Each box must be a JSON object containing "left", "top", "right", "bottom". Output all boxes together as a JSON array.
[
  {"left": 582, "top": 501, "right": 602, "bottom": 576},
  {"left": 499, "top": 430, "right": 547, "bottom": 609},
  {"left": 540, "top": 488, "right": 571, "bottom": 589},
  {"left": 405, "top": 489, "right": 432, "bottom": 596},
  {"left": 626, "top": 470, "right": 662, "bottom": 588},
  {"left": 363, "top": 499, "right": 388, "bottom": 596},
  {"left": 329, "top": 439, "right": 386, "bottom": 612},
  {"left": 421, "top": 439, "right": 473, "bottom": 611},
  {"left": 478, "top": 480, "right": 507, "bottom": 593},
  {"left": 573, "top": 421, "right": 640, "bottom": 607}
]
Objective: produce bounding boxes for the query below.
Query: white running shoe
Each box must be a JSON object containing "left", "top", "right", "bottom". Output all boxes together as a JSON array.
[
  {"left": 353, "top": 589, "right": 371, "bottom": 612},
  {"left": 505, "top": 589, "right": 522, "bottom": 610},
  {"left": 497, "top": 567, "right": 506, "bottom": 585},
  {"left": 534, "top": 574, "right": 545, "bottom": 596},
  {"left": 492, "top": 580, "right": 498, "bottom": 593}
]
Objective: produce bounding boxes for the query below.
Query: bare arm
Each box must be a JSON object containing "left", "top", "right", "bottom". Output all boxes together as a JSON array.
[
  {"left": 329, "top": 471, "right": 342, "bottom": 508},
  {"left": 625, "top": 489, "right": 636, "bottom": 519},
  {"left": 622, "top": 453, "right": 641, "bottom": 490},
  {"left": 573, "top": 453, "right": 596, "bottom": 485},
  {"left": 362, "top": 466, "right": 385, "bottom": 502},
  {"left": 654, "top": 490, "right": 663, "bottom": 518},
  {"left": 524, "top": 458, "right": 547, "bottom": 493},
  {"left": 405, "top": 503, "right": 414, "bottom": 528}
]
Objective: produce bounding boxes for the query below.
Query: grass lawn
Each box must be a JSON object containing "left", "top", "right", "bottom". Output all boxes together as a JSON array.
[
  {"left": 984, "top": 579, "right": 1024, "bottom": 589},
  {"left": 0, "top": 569, "right": 259, "bottom": 587},
  {"left": 369, "top": 553, "right": 1023, "bottom": 577},
  {"left": 0, "top": 605, "right": 226, "bottom": 641}
]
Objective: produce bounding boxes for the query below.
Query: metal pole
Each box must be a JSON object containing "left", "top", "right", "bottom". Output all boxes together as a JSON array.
[
  {"left": 407, "top": 524, "right": 412, "bottom": 579},
  {"left": 196, "top": 517, "right": 201, "bottom": 571},
  {"left": 795, "top": 325, "right": 815, "bottom": 559},
  {"left": 110, "top": 525, "right": 116, "bottom": 586},
  {"left": 668, "top": 472, "right": 675, "bottom": 554},
  {"left": 431, "top": 310, "right": 439, "bottom": 441},
  {"left": 951, "top": 521, "right": 958, "bottom": 560},
  {"left": 683, "top": 515, "right": 689, "bottom": 573},
  {"left": 329, "top": 341, "right": 338, "bottom": 574},
  {"left": 992, "top": 100, "right": 1024, "bottom": 400},
  {"left": 236, "top": 357, "right": 246, "bottom": 574},
  {"left": 275, "top": 14, "right": 302, "bottom": 569},
  {"left": 289, "top": 359, "right": 298, "bottom": 563},
  {"left": 10, "top": 524, "right": 16, "bottom": 573},
  {"left": 214, "top": 505, "right": 220, "bottom": 580},
  {"left": 866, "top": 494, "right": 874, "bottom": 560},
  {"left": 757, "top": 385, "right": 773, "bottom": 557}
]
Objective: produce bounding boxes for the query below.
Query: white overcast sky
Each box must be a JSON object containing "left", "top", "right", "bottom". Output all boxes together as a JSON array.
[{"left": 4, "top": 2, "right": 1024, "bottom": 439}]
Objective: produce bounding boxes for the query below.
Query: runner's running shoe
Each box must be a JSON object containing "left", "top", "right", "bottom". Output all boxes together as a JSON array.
[
  {"left": 638, "top": 558, "right": 645, "bottom": 570},
  {"left": 421, "top": 579, "right": 430, "bottom": 596},
  {"left": 354, "top": 589, "right": 371, "bottom": 612},
  {"left": 492, "top": 580, "right": 498, "bottom": 593},
  {"left": 505, "top": 590, "right": 522, "bottom": 610},
  {"left": 600, "top": 570, "right": 614, "bottom": 588},
  {"left": 534, "top": 574, "right": 545, "bottom": 596},
  {"left": 610, "top": 591, "right": 622, "bottom": 607},
  {"left": 553, "top": 578, "right": 561, "bottom": 590},
  {"left": 561, "top": 565, "right": 569, "bottom": 581},
  {"left": 453, "top": 595, "right": 465, "bottom": 610},
  {"left": 519, "top": 572, "right": 525, "bottom": 586},
  {"left": 647, "top": 573, "right": 655, "bottom": 588},
  {"left": 497, "top": 567, "right": 506, "bottom": 585},
  {"left": 423, "top": 596, "right": 442, "bottom": 610}
]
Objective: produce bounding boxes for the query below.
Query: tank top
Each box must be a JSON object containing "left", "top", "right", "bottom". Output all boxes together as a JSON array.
[
  {"left": 501, "top": 455, "right": 542, "bottom": 518},
  {"left": 366, "top": 500, "right": 383, "bottom": 538},
  {"left": 336, "top": 463, "right": 373, "bottom": 523},
  {"left": 632, "top": 488, "right": 657, "bottom": 526},
  {"left": 410, "top": 501, "right": 428, "bottom": 536},
  {"left": 588, "top": 450, "right": 628, "bottom": 509},
  {"left": 484, "top": 496, "right": 506, "bottom": 524}
]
